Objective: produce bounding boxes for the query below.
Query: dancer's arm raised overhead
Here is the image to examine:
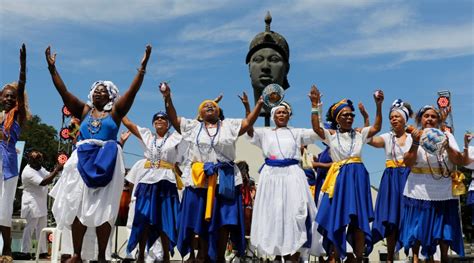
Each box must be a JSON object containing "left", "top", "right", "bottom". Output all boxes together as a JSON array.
[
  {"left": 367, "top": 90, "right": 384, "bottom": 138},
  {"left": 112, "top": 45, "right": 152, "bottom": 123},
  {"left": 238, "top": 93, "right": 262, "bottom": 136},
  {"left": 45, "top": 46, "right": 87, "bottom": 120},
  {"left": 309, "top": 85, "right": 325, "bottom": 140},
  {"left": 160, "top": 83, "right": 181, "bottom": 133}
]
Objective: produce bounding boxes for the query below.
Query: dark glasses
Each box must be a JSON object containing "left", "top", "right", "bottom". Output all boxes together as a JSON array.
[{"left": 340, "top": 112, "right": 355, "bottom": 118}]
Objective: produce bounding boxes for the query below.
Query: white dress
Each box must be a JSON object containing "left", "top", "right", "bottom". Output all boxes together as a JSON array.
[
  {"left": 248, "top": 127, "right": 323, "bottom": 256},
  {"left": 50, "top": 139, "right": 125, "bottom": 228}
]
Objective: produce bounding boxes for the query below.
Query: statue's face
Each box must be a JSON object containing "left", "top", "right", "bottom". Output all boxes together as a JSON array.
[{"left": 249, "top": 48, "right": 288, "bottom": 97}]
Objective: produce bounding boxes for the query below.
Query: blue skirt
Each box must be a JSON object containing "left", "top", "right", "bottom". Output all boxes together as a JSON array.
[
  {"left": 177, "top": 186, "right": 245, "bottom": 261},
  {"left": 468, "top": 190, "right": 474, "bottom": 225},
  {"left": 371, "top": 167, "right": 409, "bottom": 248},
  {"left": 316, "top": 163, "right": 374, "bottom": 258},
  {"left": 126, "top": 181, "right": 180, "bottom": 255},
  {"left": 399, "top": 197, "right": 464, "bottom": 258}
]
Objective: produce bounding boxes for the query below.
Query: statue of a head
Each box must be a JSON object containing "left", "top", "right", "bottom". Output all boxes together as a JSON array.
[{"left": 246, "top": 11, "right": 290, "bottom": 113}]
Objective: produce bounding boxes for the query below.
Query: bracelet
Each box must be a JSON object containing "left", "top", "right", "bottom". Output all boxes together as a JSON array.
[
  {"left": 412, "top": 141, "right": 420, "bottom": 146},
  {"left": 311, "top": 108, "right": 319, "bottom": 115},
  {"left": 137, "top": 68, "right": 146, "bottom": 75}
]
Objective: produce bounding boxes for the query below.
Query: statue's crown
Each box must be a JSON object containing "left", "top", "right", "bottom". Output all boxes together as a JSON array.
[{"left": 246, "top": 11, "right": 290, "bottom": 64}]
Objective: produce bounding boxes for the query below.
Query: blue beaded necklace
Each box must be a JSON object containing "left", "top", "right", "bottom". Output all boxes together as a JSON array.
[
  {"left": 87, "top": 109, "right": 107, "bottom": 136},
  {"left": 196, "top": 121, "right": 220, "bottom": 154}
]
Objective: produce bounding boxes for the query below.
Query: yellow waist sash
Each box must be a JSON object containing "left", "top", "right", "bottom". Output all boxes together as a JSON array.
[
  {"left": 411, "top": 166, "right": 444, "bottom": 175},
  {"left": 143, "top": 160, "right": 184, "bottom": 190},
  {"left": 191, "top": 162, "right": 217, "bottom": 221},
  {"left": 321, "top": 157, "right": 362, "bottom": 198},
  {"left": 385, "top": 160, "right": 405, "bottom": 168}
]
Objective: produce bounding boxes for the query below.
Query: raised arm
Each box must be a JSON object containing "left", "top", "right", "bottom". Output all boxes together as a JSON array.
[
  {"left": 239, "top": 95, "right": 263, "bottom": 136},
  {"left": 238, "top": 91, "right": 254, "bottom": 136},
  {"left": 358, "top": 102, "right": 370, "bottom": 127},
  {"left": 121, "top": 116, "right": 141, "bottom": 140},
  {"left": 17, "top": 44, "right": 27, "bottom": 127},
  {"left": 45, "top": 46, "right": 87, "bottom": 119},
  {"left": 160, "top": 83, "right": 181, "bottom": 133},
  {"left": 112, "top": 45, "right": 152, "bottom": 122},
  {"left": 463, "top": 133, "right": 473, "bottom": 166},
  {"left": 404, "top": 128, "right": 421, "bottom": 167},
  {"left": 309, "top": 85, "right": 325, "bottom": 140},
  {"left": 39, "top": 164, "right": 63, "bottom": 186},
  {"left": 367, "top": 90, "right": 384, "bottom": 138}
]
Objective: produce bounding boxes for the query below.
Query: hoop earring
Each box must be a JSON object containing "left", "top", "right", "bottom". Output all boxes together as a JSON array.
[{"left": 336, "top": 124, "right": 341, "bottom": 130}]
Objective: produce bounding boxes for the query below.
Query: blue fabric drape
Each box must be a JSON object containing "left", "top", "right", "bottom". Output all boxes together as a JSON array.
[
  {"left": 77, "top": 141, "right": 117, "bottom": 188},
  {"left": 204, "top": 161, "right": 235, "bottom": 199}
]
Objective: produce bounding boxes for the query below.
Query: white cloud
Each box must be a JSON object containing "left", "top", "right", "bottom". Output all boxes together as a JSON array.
[
  {"left": 358, "top": 5, "right": 414, "bottom": 35},
  {"left": 0, "top": 0, "right": 226, "bottom": 24},
  {"left": 309, "top": 23, "right": 474, "bottom": 64}
]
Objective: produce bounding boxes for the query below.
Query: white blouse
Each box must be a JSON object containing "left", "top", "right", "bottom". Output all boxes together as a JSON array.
[
  {"left": 180, "top": 117, "right": 243, "bottom": 187},
  {"left": 403, "top": 132, "right": 459, "bottom": 201},
  {"left": 379, "top": 132, "right": 413, "bottom": 161},
  {"left": 136, "top": 127, "right": 187, "bottom": 184},
  {"left": 322, "top": 127, "right": 371, "bottom": 162}
]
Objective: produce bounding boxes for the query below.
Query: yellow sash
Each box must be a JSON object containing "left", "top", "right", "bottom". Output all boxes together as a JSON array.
[
  {"left": 191, "top": 162, "right": 217, "bottom": 221},
  {"left": 411, "top": 166, "right": 444, "bottom": 175},
  {"left": 321, "top": 157, "right": 362, "bottom": 198},
  {"left": 385, "top": 160, "right": 405, "bottom": 168},
  {"left": 143, "top": 160, "right": 184, "bottom": 190}
]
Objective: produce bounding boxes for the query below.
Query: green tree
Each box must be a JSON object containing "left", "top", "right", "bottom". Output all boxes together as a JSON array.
[{"left": 18, "top": 115, "right": 61, "bottom": 171}]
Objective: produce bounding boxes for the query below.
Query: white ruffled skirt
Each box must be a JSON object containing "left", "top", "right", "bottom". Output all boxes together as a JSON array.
[
  {"left": 250, "top": 164, "right": 323, "bottom": 256},
  {"left": 50, "top": 140, "right": 125, "bottom": 228}
]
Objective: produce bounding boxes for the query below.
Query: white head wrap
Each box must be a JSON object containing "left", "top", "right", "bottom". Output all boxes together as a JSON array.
[
  {"left": 271, "top": 103, "right": 292, "bottom": 125},
  {"left": 87, "top": 80, "right": 120, "bottom": 111},
  {"left": 390, "top": 99, "right": 410, "bottom": 123}
]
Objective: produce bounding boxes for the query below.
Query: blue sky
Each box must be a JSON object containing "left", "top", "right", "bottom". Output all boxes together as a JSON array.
[{"left": 1, "top": 0, "right": 473, "bottom": 185}]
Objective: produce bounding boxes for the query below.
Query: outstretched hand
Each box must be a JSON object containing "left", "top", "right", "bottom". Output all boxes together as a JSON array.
[
  {"left": 159, "top": 82, "right": 171, "bottom": 99},
  {"left": 141, "top": 45, "right": 152, "bottom": 68},
  {"left": 373, "top": 90, "right": 384, "bottom": 105},
  {"left": 20, "top": 44, "right": 26, "bottom": 67},
  {"left": 358, "top": 102, "right": 368, "bottom": 118},
  {"left": 214, "top": 93, "right": 223, "bottom": 103},
  {"left": 308, "top": 85, "right": 321, "bottom": 106},
  {"left": 238, "top": 92, "right": 249, "bottom": 105},
  {"left": 45, "top": 46, "right": 57, "bottom": 67}
]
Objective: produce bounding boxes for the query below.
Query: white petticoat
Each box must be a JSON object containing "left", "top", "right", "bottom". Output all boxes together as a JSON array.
[
  {"left": 0, "top": 176, "right": 19, "bottom": 227},
  {"left": 50, "top": 139, "right": 125, "bottom": 228},
  {"left": 250, "top": 164, "right": 323, "bottom": 256}
]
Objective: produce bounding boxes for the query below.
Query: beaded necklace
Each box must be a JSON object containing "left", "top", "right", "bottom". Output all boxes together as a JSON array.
[
  {"left": 274, "top": 127, "right": 298, "bottom": 159},
  {"left": 196, "top": 121, "right": 220, "bottom": 155},
  {"left": 336, "top": 129, "right": 355, "bottom": 158},
  {"left": 149, "top": 131, "right": 170, "bottom": 168},
  {"left": 87, "top": 108, "right": 107, "bottom": 136},
  {"left": 390, "top": 132, "right": 406, "bottom": 165}
]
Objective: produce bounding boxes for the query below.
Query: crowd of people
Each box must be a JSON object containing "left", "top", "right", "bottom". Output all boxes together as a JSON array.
[{"left": 0, "top": 43, "right": 473, "bottom": 263}]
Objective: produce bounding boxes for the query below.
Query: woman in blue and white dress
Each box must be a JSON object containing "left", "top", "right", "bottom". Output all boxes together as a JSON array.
[
  {"left": 400, "top": 105, "right": 465, "bottom": 262},
  {"left": 121, "top": 112, "right": 187, "bottom": 261},
  {"left": 160, "top": 84, "right": 263, "bottom": 262},
  {"left": 369, "top": 99, "right": 413, "bottom": 262},
  {"left": 464, "top": 133, "right": 474, "bottom": 225},
  {"left": 248, "top": 103, "right": 323, "bottom": 262},
  {"left": 309, "top": 85, "right": 384, "bottom": 262},
  {"left": 46, "top": 45, "right": 151, "bottom": 263},
  {"left": 0, "top": 44, "right": 28, "bottom": 260}
]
